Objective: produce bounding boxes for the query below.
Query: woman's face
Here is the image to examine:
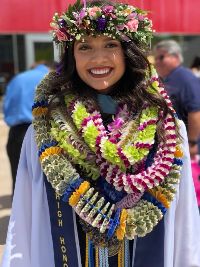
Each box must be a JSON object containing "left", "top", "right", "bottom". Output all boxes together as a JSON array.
[{"left": 74, "top": 35, "right": 125, "bottom": 93}]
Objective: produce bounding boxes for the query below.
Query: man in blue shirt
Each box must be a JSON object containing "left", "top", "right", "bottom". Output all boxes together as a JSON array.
[
  {"left": 153, "top": 40, "right": 200, "bottom": 158},
  {"left": 3, "top": 63, "right": 49, "bottom": 193}
]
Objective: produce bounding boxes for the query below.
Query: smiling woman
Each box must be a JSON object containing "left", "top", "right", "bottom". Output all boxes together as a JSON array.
[
  {"left": 74, "top": 36, "right": 125, "bottom": 92},
  {"left": 1, "top": 0, "right": 200, "bottom": 267}
]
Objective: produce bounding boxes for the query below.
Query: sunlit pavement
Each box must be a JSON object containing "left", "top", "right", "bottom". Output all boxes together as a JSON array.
[{"left": 0, "top": 114, "right": 12, "bottom": 262}]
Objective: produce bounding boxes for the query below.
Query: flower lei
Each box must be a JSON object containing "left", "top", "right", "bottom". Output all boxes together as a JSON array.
[
  {"left": 50, "top": 0, "right": 153, "bottom": 47},
  {"left": 32, "top": 66, "right": 183, "bottom": 247}
]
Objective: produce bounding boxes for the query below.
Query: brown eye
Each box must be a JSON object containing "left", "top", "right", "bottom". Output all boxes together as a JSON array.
[
  {"left": 78, "top": 44, "right": 91, "bottom": 51},
  {"left": 106, "top": 42, "right": 119, "bottom": 48}
]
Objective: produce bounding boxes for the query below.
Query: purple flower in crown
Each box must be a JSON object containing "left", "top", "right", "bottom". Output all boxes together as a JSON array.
[
  {"left": 59, "top": 19, "right": 67, "bottom": 28},
  {"left": 102, "top": 5, "right": 117, "bottom": 19},
  {"left": 79, "top": 9, "right": 86, "bottom": 19},
  {"left": 138, "top": 14, "right": 145, "bottom": 21},
  {"left": 127, "top": 12, "right": 137, "bottom": 20},
  {"left": 97, "top": 17, "right": 107, "bottom": 31},
  {"left": 73, "top": 9, "right": 86, "bottom": 24},
  {"left": 56, "top": 62, "right": 63, "bottom": 75}
]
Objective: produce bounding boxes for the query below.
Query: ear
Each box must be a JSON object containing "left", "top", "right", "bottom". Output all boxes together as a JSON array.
[{"left": 173, "top": 53, "right": 180, "bottom": 61}]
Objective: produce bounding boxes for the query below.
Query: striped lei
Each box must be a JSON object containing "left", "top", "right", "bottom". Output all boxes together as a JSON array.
[{"left": 32, "top": 66, "right": 183, "bottom": 245}]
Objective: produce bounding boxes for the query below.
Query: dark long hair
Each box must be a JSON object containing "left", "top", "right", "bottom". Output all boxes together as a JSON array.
[{"left": 48, "top": 0, "right": 175, "bottom": 141}]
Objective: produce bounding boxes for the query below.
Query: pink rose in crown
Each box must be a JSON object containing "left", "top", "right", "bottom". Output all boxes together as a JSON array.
[
  {"left": 55, "top": 29, "right": 69, "bottom": 41},
  {"left": 88, "top": 7, "right": 102, "bottom": 18},
  {"left": 126, "top": 18, "right": 139, "bottom": 32},
  {"left": 102, "top": 5, "right": 114, "bottom": 14}
]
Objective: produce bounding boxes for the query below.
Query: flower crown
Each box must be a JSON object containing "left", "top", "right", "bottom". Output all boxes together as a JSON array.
[{"left": 50, "top": 0, "right": 153, "bottom": 47}]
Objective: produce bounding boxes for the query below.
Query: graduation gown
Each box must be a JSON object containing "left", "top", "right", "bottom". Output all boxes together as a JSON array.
[{"left": 1, "top": 121, "right": 200, "bottom": 267}]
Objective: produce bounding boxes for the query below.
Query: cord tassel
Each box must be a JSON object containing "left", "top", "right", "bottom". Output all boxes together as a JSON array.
[
  {"left": 95, "top": 246, "right": 99, "bottom": 267},
  {"left": 85, "top": 234, "right": 89, "bottom": 267},
  {"left": 132, "top": 237, "right": 137, "bottom": 267},
  {"left": 124, "top": 239, "right": 130, "bottom": 267}
]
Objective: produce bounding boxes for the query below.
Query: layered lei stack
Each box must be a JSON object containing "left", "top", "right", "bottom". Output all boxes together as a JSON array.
[{"left": 32, "top": 67, "right": 183, "bottom": 248}]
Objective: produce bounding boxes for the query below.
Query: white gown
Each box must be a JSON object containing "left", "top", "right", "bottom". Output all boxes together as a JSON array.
[{"left": 1, "top": 121, "right": 200, "bottom": 267}]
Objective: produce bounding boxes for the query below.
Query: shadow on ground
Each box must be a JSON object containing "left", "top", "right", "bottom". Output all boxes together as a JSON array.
[
  {"left": 0, "top": 195, "right": 12, "bottom": 210},
  {"left": 0, "top": 195, "right": 12, "bottom": 245},
  {"left": 0, "top": 216, "right": 10, "bottom": 244}
]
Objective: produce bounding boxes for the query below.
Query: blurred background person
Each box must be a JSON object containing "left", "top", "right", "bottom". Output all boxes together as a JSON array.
[
  {"left": 191, "top": 56, "right": 200, "bottom": 78},
  {"left": 153, "top": 40, "right": 200, "bottom": 159},
  {"left": 3, "top": 61, "right": 50, "bottom": 194}
]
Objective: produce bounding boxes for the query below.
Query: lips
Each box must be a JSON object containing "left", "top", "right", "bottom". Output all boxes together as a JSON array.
[{"left": 88, "top": 67, "right": 113, "bottom": 78}]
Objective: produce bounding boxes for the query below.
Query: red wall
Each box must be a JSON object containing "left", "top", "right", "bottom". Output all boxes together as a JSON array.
[
  {"left": 132, "top": 0, "right": 200, "bottom": 34},
  {"left": 0, "top": 0, "right": 200, "bottom": 34}
]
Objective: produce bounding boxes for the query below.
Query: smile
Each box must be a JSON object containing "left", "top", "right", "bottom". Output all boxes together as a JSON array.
[{"left": 88, "top": 67, "right": 113, "bottom": 78}]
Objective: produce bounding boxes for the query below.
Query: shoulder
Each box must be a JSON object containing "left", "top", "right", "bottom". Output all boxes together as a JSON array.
[
  {"left": 172, "top": 67, "right": 200, "bottom": 99},
  {"left": 177, "top": 119, "right": 187, "bottom": 136},
  {"left": 175, "top": 66, "right": 200, "bottom": 83},
  {"left": 176, "top": 119, "right": 191, "bottom": 155},
  {"left": 13, "top": 67, "right": 47, "bottom": 82},
  {"left": 7, "top": 71, "right": 33, "bottom": 89},
  {"left": 7, "top": 72, "right": 24, "bottom": 86}
]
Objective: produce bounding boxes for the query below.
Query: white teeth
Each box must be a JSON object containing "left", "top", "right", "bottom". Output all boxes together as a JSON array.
[{"left": 90, "top": 68, "right": 111, "bottom": 75}]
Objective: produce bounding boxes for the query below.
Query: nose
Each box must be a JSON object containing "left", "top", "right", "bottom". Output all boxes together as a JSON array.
[{"left": 90, "top": 48, "right": 109, "bottom": 64}]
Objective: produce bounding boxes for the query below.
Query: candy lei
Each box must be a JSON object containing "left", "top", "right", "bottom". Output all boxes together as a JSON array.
[{"left": 32, "top": 68, "right": 183, "bottom": 244}]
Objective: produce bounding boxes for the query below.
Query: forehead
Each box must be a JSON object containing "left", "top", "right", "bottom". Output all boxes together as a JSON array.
[
  {"left": 75, "top": 35, "right": 118, "bottom": 44},
  {"left": 155, "top": 48, "right": 167, "bottom": 55}
]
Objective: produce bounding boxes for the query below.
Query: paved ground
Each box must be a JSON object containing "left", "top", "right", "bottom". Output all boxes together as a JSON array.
[{"left": 0, "top": 113, "right": 12, "bottom": 262}]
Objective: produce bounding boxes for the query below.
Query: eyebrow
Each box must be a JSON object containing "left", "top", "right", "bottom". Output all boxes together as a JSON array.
[{"left": 102, "top": 37, "right": 117, "bottom": 42}]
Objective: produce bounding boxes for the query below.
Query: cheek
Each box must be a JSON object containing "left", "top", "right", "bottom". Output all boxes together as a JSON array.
[
  {"left": 74, "top": 54, "right": 85, "bottom": 76},
  {"left": 116, "top": 53, "right": 125, "bottom": 74},
  {"left": 111, "top": 51, "right": 125, "bottom": 70}
]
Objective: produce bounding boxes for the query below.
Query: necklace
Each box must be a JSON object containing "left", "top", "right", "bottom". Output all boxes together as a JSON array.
[{"left": 32, "top": 67, "right": 183, "bottom": 246}]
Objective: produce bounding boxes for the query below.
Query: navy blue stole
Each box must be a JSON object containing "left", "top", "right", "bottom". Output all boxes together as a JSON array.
[
  {"left": 44, "top": 176, "right": 80, "bottom": 267},
  {"left": 44, "top": 174, "right": 164, "bottom": 267},
  {"left": 134, "top": 218, "right": 165, "bottom": 267}
]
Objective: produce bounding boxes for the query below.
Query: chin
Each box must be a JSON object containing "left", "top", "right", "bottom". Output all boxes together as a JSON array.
[
  {"left": 92, "top": 86, "right": 112, "bottom": 93},
  {"left": 87, "top": 82, "right": 113, "bottom": 93}
]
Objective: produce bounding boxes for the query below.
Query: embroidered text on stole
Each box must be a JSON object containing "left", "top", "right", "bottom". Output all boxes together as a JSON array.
[{"left": 56, "top": 193, "right": 69, "bottom": 267}]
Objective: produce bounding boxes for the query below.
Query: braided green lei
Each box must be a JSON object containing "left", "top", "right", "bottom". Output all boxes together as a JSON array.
[{"left": 32, "top": 67, "right": 183, "bottom": 247}]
